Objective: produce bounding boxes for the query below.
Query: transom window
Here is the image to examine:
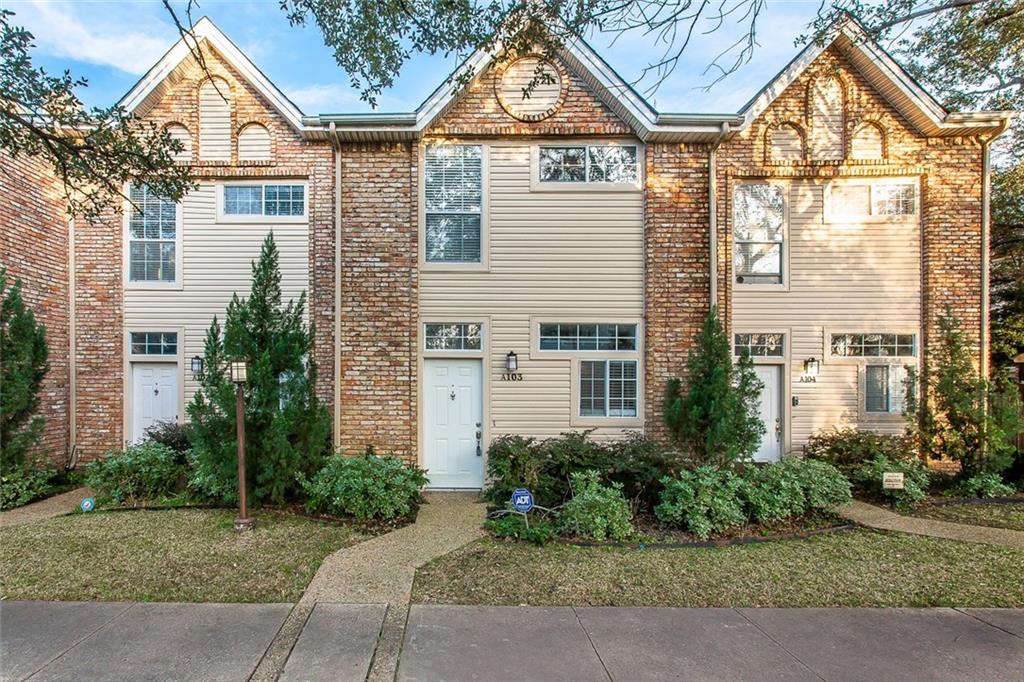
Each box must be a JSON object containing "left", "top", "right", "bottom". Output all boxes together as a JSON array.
[
  {"left": 539, "top": 145, "right": 638, "bottom": 183},
  {"left": 424, "top": 144, "right": 482, "bottom": 263},
  {"left": 831, "top": 333, "right": 916, "bottom": 357},
  {"left": 734, "top": 333, "right": 785, "bottom": 357},
  {"left": 733, "top": 184, "right": 784, "bottom": 285},
  {"left": 865, "top": 364, "right": 911, "bottom": 415},
  {"left": 829, "top": 181, "right": 916, "bottom": 219},
  {"left": 223, "top": 184, "right": 305, "bottom": 217},
  {"left": 128, "top": 185, "right": 177, "bottom": 283},
  {"left": 130, "top": 331, "right": 177, "bottom": 356},
  {"left": 580, "top": 360, "right": 638, "bottom": 417},
  {"left": 424, "top": 323, "right": 482, "bottom": 351},
  {"left": 540, "top": 324, "right": 637, "bottom": 351}
]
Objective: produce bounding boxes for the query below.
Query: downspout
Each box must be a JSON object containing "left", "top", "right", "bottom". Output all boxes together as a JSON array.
[
  {"left": 331, "top": 121, "right": 343, "bottom": 450},
  {"left": 708, "top": 122, "right": 731, "bottom": 316},
  {"left": 68, "top": 217, "right": 78, "bottom": 467},
  {"left": 980, "top": 121, "right": 1007, "bottom": 380}
]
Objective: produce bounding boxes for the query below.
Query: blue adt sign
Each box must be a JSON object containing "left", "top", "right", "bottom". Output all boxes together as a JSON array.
[
  {"left": 511, "top": 488, "right": 534, "bottom": 514},
  {"left": 80, "top": 497, "right": 95, "bottom": 512}
]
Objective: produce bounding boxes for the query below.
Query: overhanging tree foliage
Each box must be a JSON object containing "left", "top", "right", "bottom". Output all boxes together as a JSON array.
[
  {"left": 0, "top": 267, "right": 49, "bottom": 471},
  {"left": 664, "top": 308, "right": 764, "bottom": 467},
  {"left": 187, "top": 234, "right": 331, "bottom": 505}
]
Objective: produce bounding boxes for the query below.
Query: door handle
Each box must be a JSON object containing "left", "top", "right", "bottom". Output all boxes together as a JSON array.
[{"left": 774, "top": 417, "right": 781, "bottom": 441}]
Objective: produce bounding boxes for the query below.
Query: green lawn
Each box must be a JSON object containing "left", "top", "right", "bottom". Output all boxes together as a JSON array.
[
  {"left": 413, "top": 530, "right": 1024, "bottom": 608},
  {"left": 911, "top": 502, "right": 1024, "bottom": 532},
  {"left": 0, "top": 508, "right": 368, "bottom": 602}
]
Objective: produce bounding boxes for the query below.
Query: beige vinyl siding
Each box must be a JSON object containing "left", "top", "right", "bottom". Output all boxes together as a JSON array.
[
  {"left": 497, "top": 57, "right": 562, "bottom": 119},
  {"left": 851, "top": 124, "right": 884, "bottom": 160},
  {"left": 733, "top": 178, "right": 921, "bottom": 449},
  {"left": 420, "top": 141, "right": 644, "bottom": 441},
  {"left": 124, "top": 183, "right": 309, "bottom": 406},
  {"left": 165, "top": 123, "right": 192, "bottom": 162},
  {"left": 810, "top": 78, "right": 844, "bottom": 160},
  {"left": 238, "top": 123, "right": 272, "bottom": 161},
  {"left": 770, "top": 125, "right": 803, "bottom": 161},
  {"left": 198, "top": 78, "right": 231, "bottom": 161}
]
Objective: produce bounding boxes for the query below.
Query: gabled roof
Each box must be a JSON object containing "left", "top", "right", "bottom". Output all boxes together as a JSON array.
[
  {"left": 738, "top": 15, "right": 1012, "bottom": 137},
  {"left": 118, "top": 17, "right": 308, "bottom": 132}
]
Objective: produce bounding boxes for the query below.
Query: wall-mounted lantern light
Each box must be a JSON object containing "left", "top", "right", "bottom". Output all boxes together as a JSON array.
[
  {"left": 804, "top": 357, "right": 821, "bottom": 377},
  {"left": 191, "top": 355, "right": 204, "bottom": 380},
  {"left": 505, "top": 351, "right": 518, "bottom": 372},
  {"left": 230, "top": 359, "right": 248, "bottom": 385}
]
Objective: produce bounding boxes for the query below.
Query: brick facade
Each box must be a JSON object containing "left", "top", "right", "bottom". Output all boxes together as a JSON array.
[{"left": 0, "top": 151, "right": 70, "bottom": 465}]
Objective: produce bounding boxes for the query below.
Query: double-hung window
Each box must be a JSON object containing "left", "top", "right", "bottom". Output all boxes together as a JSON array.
[
  {"left": 222, "top": 183, "right": 305, "bottom": 219},
  {"left": 128, "top": 185, "right": 178, "bottom": 284},
  {"left": 424, "top": 145, "right": 483, "bottom": 263},
  {"left": 580, "top": 359, "right": 638, "bottom": 417},
  {"left": 538, "top": 144, "right": 638, "bottom": 184},
  {"left": 831, "top": 333, "right": 916, "bottom": 416},
  {"left": 733, "top": 184, "right": 785, "bottom": 285}
]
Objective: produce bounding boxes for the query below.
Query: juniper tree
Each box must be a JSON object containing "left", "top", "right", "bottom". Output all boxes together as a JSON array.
[{"left": 187, "top": 234, "right": 331, "bottom": 504}]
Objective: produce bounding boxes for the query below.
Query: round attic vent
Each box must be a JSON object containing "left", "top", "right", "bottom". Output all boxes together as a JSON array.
[{"left": 495, "top": 56, "right": 565, "bottom": 122}]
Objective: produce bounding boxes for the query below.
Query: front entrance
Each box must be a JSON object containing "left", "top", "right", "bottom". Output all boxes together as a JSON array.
[
  {"left": 131, "top": 362, "right": 179, "bottom": 443},
  {"left": 753, "top": 364, "right": 783, "bottom": 462},
  {"left": 423, "top": 358, "right": 484, "bottom": 488}
]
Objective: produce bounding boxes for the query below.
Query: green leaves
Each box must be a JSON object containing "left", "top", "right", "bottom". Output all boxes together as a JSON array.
[
  {"left": 558, "top": 470, "right": 634, "bottom": 542},
  {"left": 299, "top": 451, "right": 428, "bottom": 521}
]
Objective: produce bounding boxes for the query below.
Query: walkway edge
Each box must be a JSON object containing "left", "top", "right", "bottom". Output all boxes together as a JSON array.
[{"left": 835, "top": 500, "right": 1024, "bottom": 549}]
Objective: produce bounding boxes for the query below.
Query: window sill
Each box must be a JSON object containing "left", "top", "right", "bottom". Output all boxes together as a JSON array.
[
  {"left": 421, "top": 261, "right": 490, "bottom": 273},
  {"left": 216, "top": 215, "right": 307, "bottom": 224},
  {"left": 529, "top": 180, "right": 642, "bottom": 193},
  {"left": 569, "top": 415, "right": 644, "bottom": 428},
  {"left": 735, "top": 282, "right": 789, "bottom": 293},
  {"left": 125, "top": 281, "right": 184, "bottom": 291}
]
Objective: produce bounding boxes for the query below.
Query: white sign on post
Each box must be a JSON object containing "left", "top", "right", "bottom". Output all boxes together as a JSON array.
[{"left": 882, "top": 472, "right": 905, "bottom": 490}]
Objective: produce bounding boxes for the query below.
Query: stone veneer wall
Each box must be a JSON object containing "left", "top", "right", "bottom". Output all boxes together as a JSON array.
[{"left": 0, "top": 151, "right": 70, "bottom": 464}]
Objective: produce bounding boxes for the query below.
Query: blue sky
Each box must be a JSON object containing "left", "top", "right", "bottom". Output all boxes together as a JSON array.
[{"left": 7, "top": 0, "right": 830, "bottom": 115}]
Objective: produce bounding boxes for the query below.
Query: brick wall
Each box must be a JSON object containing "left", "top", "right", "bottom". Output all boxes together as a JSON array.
[
  {"left": 337, "top": 143, "right": 418, "bottom": 460},
  {"left": 643, "top": 143, "right": 712, "bottom": 441},
  {"left": 0, "top": 151, "right": 70, "bottom": 465}
]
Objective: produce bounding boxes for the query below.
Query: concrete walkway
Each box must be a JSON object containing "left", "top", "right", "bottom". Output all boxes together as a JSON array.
[
  {"left": 837, "top": 500, "right": 1024, "bottom": 549},
  {"left": 0, "top": 488, "right": 90, "bottom": 528},
  {"left": 251, "top": 492, "right": 487, "bottom": 682}
]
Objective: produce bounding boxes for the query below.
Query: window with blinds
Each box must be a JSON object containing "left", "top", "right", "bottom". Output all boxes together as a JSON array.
[
  {"left": 580, "top": 359, "right": 638, "bottom": 417},
  {"left": 128, "top": 185, "right": 177, "bottom": 283},
  {"left": 424, "top": 145, "right": 482, "bottom": 262},
  {"left": 734, "top": 184, "right": 784, "bottom": 285},
  {"left": 864, "top": 364, "right": 911, "bottom": 415}
]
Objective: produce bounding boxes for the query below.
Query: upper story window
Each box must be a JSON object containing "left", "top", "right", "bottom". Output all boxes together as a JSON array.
[
  {"left": 831, "top": 333, "right": 916, "bottom": 358},
  {"left": 539, "top": 145, "right": 638, "bottom": 184},
  {"left": 827, "top": 180, "right": 917, "bottom": 221},
  {"left": 221, "top": 183, "right": 306, "bottom": 220},
  {"left": 425, "top": 323, "right": 482, "bottom": 351},
  {"left": 539, "top": 323, "right": 637, "bottom": 351},
  {"left": 128, "top": 185, "right": 178, "bottom": 284},
  {"left": 733, "top": 184, "right": 784, "bottom": 285},
  {"left": 424, "top": 144, "right": 482, "bottom": 263},
  {"left": 734, "top": 333, "right": 785, "bottom": 357},
  {"left": 130, "top": 331, "right": 178, "bottom": 356}
]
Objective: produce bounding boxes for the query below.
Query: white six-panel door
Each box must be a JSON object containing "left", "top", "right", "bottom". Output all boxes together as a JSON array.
[
  {"left": 131, "top": 363, "right": 179, "bottom": 443},
  {"left": 753, "top": 364, "right": 782, "bottom": 462},
  {"left": 423, "top": 358, "right": 483, "bottom": 488}
]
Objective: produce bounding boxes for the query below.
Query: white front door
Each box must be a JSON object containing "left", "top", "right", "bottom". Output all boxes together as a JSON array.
[
  {"left": 423, "top": 358, "right": 483, "bottom": 488},
  {"left": 753, "top": 364, "right": 782, "bottom": 462},
  {"left": 131, "top": 363, "right": 179, "bottom": 443}
]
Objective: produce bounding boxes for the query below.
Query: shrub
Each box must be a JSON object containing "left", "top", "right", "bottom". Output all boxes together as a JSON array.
[
  {"left": 742, "top": 460, "right": 808, "bottom": 523},
  {"left": 0, "top": 267, "right": 49, "bottom": 472},
  {"left": 804, "top": 428, "right": 915, "bottom": 476},
  {"left": 794, "top": 458, "right": 853, "bottom": 510},
  {"left": 483, "top": 434, "right": 561, "bottom": 506},
  {"left": 558, "top": 470, "right": 634, "bottom": 542},
  {"left": 85, "top": 442, "right": 184, "bottom": 505},
  {"left": 300, "top": 452, "right": 428, "bottom": 522},
  {"left": 956, "top": 472, "right": 1016, "bottom": 499},
  {"left": 0, "top": 466, "right": 55, "bottom": 510},
  {"left": 655, "top": 466, "right": 746, "bottom": 539},
  {"left": 143, "top": 420, "right": 192, "bottom": 459},
  {"left": 485, "top": 513, "right": 558, "bottom": 545},
  {"left": 852, "top": 454, "right": 930, "bottom": 509},
  {"left": 663, "top": 308, "right": 764, "bottom": 467},
  {"left": 605, "top": 432, "right": 684, "bottom": 510}
]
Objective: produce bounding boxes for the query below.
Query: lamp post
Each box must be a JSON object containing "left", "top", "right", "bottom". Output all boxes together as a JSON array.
[{"left": 230, "top": 359, "right": 253, "bottom": 531}]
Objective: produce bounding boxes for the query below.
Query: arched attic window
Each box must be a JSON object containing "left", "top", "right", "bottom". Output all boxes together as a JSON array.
[
  {"left": 164, "top": 123, "right": 192, "bottom": 162},
  {"left": 198, "top": 78, "right": 231, "bottom": 161},
  {"left": 809, "top": 77, "right": 844, "bottom": 161},
  {"left": 237, "top": 123, "right": 272, "bottom": 161},
  {"left": 850, "top": 122, "right": 885, "bottom": 160},
  {"left": 769, "top": 123, "right": 804, "bottom": 161}
]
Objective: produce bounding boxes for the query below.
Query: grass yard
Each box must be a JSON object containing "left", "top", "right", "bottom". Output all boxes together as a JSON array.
[
  {"left": 911, "top": 501, "right": 1024, "bottom": 532},
  {"left": 0, "top": 508, "right": 368, "bottom": 602},
  {"left": 413, "top": 529, "right": 1024, "bottom": 608}
]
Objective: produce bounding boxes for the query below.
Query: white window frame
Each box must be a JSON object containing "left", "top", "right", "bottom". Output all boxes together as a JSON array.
[
  {"left": 128, "top": 331, "right": 180, "bottom": 357},
  {"left": 732, "top": 180, "right": 790, "bottom": 291},
  {"left": 123, "top": 185, "right": 184, "bottom": 291},
  {"left": 858, "top": 361, "right": 915, "bottom": 423},
  {"left": 825, "top": 330, "right": 919, "bottom": 365},
  {"left": 732, "top": 331, "right": 787, "bottom": 361},
  {"left": 530, "top": 140, "right": 644, "bottom": 192},
  {"left": 824, "top": 178, "right": 919, "bottom": 224},
  {"left": 418, "top": 143, "right": 490, "bottom": 272},
  {"left": 575, "top": 358, "right": 640, "bottom": 420},
  {"left": 215, "top": 179, "right": 309, "bottom": 224},
  {"left": 122, "top": 326, "right": 186, "bottom": 445},
  {"left": 422, "top": 322, "right": 485, "bottom": 353}
]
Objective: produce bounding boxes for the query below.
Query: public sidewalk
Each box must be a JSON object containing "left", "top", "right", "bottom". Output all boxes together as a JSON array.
[{"left": 2, "top": 602, "right": 1021, "bottom": 681}]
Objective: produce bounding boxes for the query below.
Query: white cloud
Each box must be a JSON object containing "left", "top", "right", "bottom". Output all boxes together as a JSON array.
[{"left": 11, "top": 0, "right": 175, "bottom": 75}]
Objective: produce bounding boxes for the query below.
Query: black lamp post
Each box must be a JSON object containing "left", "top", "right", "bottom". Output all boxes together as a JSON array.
[{"left": 230, "top": 359, "right": 253, "bottom": 531}]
